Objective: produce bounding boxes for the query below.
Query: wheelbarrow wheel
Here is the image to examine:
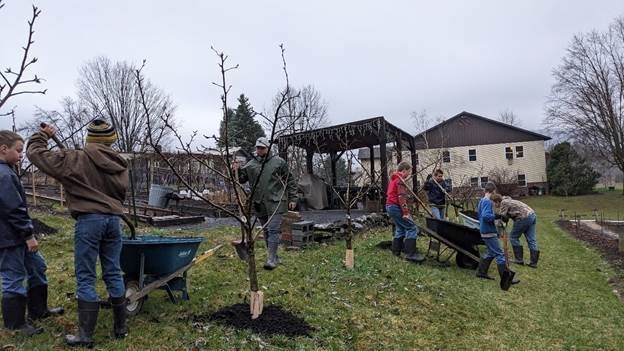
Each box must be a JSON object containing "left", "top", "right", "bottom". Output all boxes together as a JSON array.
[
  {"left": 456, "top": 248, "right": 479, "bottom": 270},
  {"left": 125, "top": 280, "right": 145, "bottom": 317}
]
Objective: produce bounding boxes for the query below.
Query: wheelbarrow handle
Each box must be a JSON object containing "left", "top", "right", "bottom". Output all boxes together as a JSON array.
[{"left": 120, "top": 214, "right": 136, "bottom": 240}]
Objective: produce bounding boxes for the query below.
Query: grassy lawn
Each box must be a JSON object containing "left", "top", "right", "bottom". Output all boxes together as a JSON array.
[{"left": 1, "top": 192, "right": 623, "bottom": 350}]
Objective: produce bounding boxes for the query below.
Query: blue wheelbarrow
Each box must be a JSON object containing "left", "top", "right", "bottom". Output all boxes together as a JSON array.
[{"left": 120, "top": 218, "right": 222, "bottom": 316}]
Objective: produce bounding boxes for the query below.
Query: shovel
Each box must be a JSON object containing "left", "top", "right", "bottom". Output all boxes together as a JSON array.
[
  {"left": 230, "top": 164, "right": 250, "bottom": 261},
  {"left": 499, "top": 222, "right": 515, "bottom": 291}
]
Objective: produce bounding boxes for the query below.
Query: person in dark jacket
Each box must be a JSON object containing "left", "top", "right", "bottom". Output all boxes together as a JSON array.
[
  {"left": 475, "top": 182, "right": 519, "bottom": 290},
  {"left": 0, "top": 131, "right": 63, "bottom": 336},
  {"left": 423, "top": 169, "right": 451, "bottom": 219},
  {"left": 234, "top": 137, "right": 297, "bottom": 270},
  {"left": 27, "top": 121, "right": 129, "bottom": 347},
  {"left": 385, "top": 161, "right": 424, "bottom": 263}
]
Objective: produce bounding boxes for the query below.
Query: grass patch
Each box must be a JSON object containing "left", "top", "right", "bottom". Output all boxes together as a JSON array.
[{"left": 1, "top": 194, "right": 623, "bottom": 350}]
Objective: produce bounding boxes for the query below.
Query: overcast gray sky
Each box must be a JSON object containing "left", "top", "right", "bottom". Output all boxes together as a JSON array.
[{"left": 1, "top": 0, "right": 623, "bottom": 140}]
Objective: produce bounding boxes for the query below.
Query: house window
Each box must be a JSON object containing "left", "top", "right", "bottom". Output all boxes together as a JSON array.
[
  {"left": 443, "top": 151, "right": 450, "bottom": 163},
  {"left": 470, "top": 177, "right": 479, "bottom": 187},
  {"left": 468, "top": 149, "right": 477, "bottom": 161},
  {"left": 518, "top": 174, "right": 526, "bottom": 186},
  {"left": 505, "top": 147, "right": 513, "bottom": 160},
  {"left": 516, "top": 146, "right": 524, "bottom": 158},
  {"left": 480, "top": 176, "right": 489, "bottom": 188}
]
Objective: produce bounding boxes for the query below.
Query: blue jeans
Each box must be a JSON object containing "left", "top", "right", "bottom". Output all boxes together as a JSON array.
[
  {"left": 482, "top": 236, "right": 505, "bottom": 265},
  {"left": 258, "top": 214, "right": 283, "bottom": 245},
  {"left": 74, "top": 214, "right": 125, "bottom": 302},
  {"left": 510, "top": 213, "right": 538, "bottom": 251},
  {"left": 431, "top": 206, "right": 445, "bottom": 220},
  {"left": 386, "top": 205, "right": 418, "bottom": 239},
  {"left": 0, "top": 245, "right": 48, "bottom": 298}
]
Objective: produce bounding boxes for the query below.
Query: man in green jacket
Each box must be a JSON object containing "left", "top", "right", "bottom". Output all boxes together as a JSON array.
[{"left": 234, "top": 137, "right": 297, "bottom": 270}]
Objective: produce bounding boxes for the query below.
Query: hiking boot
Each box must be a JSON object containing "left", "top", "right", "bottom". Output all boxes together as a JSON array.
[
  {"left": 391, "top": 237, "right": 404, "bottom": 257},
  {"left": 2, "top": 295, "right": 43, "bottom": 336},
  {"left": 110, "top": 297, "right": 128, "bottom": 339},
  {"left": 476, "top": 257, "right": 495, "bottom": 280},
  {"left": 403, "top": 238, "right": 425, "bottom": 263},
  {"left": 528, "top": 250, "right": 540, "bottom": 268},
  {"left": 65, "top": 300, "right": 99, "bottom": 348},
  {"left": 27, "top": 284, "right": 65, "bottom": 321},
  {"left": 497, "top": 263, "right": 520, "bottom": 291},
  {"left": 511, "top": 246, "right": 524, "bottom": 265},
  {"left": 263, "top": 241, "right": 279, "bottom": 270}
]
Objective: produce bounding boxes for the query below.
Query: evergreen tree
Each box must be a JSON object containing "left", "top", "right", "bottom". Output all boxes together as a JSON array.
[
  {"left": 218, "top": 94, "right": 265, "bottom": 154},
  {"left": 547, "top": 142, "right": 600, "bottom": 196}
]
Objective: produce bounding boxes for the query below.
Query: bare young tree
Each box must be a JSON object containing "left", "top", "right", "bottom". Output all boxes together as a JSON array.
[
  {"left": 498, "top": 109, "right": 522, "bottom": 127},
  {"left": 137, "top": 45, "right": 301, "bottom": 319},
  {"left": 25, "top": 97, "right": 91, "bottom": 149},
  {"left": 77, "top": 56, "right": 175, "bottom": 152},
  {"left": 0, "top": 2, "right": 46, "bottom": 114},
  {"left": 546, "top": 16, "right": 624, "bottom": 194}
]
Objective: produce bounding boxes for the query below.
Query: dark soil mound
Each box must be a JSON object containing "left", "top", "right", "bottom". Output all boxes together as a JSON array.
[
  {"left": 375, "top": 240, "right": 392, "bottom": 250},
  {"left": 194, "top": 303, "right": 313, "bottom": 337},
  {"left": 32, "top": 218, "right": 58, "bottom": 235}
]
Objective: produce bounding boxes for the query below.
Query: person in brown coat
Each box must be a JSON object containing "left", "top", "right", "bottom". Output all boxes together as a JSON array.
[{"left": 27, "top": 120, "right": 129, "bottom": 348}]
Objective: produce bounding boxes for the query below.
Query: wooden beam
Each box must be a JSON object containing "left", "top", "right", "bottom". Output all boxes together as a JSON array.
[
  {"left": 306, "top": 149, "right": 314, "bottom": 174},
  {"left": 368, "top": 145, "right": 375, "bottom": 184},
  {"left": 379, "top": 121, "right": 388, "bottom": 208}
]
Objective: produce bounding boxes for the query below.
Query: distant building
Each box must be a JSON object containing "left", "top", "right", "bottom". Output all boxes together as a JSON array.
[{"left": 359, "top": 111, "right": 551, "bottom": 195}]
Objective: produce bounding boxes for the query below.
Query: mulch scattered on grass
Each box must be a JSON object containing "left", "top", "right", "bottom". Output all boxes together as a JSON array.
[
  {"left": 375, "top": 240, "right": 392, "bottom": 250},
  {"left": 193, "top": 303, "right": 314, "bottom": 337},
  {"left": 32, "top": 218, "right": 58, "bottom": 235},
  {"left": 558, "top": 220, "right": 624, "bottom": 301}
]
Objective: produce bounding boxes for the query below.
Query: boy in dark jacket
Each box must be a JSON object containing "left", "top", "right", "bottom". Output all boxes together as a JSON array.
[
  {"left": 423, "top": 169, "right": 451, "bottom": 219},
  {"left": 27, "top": 120, "right": 129, "bottom": 347},
  {"left": 475, "top": 182, "right": 519, "bottom": 290},
  {"left": 0, "top": 131, "right": 63, "bottom": 336},
  {"left": 385, "top": 161, "right": 424, "bottom": 263}
]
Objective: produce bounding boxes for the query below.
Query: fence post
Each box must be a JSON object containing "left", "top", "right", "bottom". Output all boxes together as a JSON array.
[
  {"left": 60, "top": 183, "right": 64, "bottom": 208},
  {"left": 31, "top": 170, "right": 37, "bottom": 207}
]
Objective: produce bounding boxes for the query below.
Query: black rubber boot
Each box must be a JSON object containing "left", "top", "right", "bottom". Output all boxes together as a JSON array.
[
  {"left": 2, "top": 295, "right": 43, "bottom": 336},
  {"left": 110, "top": 297, "right": 128, "bottom": 339},
  {"left": 528, "top": 250, "right": 540, "bottom": 268},
  {"left": 511, "top": 246, "right": 524, "bottom": 265},
  {"left": 65, "top": 300, "right": 99, "bottom": 348},
  {"left": 476, "top": 258, "right": 495, "bottom": 280},
  {"left": 403, "top": 238, "right": 425, "bottom": 263},
  {"left": 27, "top": 284, "right": 65, "bottom": 321},
  {"left": 263, "top": 241, "right": 279, "bottom": 270},
  {"left": 497, "top": 263, "right": 520, "bottom": 291},
  {"left": 391, "top": 237, "right": 403, "bottom": 257}
]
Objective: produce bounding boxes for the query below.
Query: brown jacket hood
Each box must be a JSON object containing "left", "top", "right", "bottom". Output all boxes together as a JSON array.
[
  {"left": 83, "top": 143, "right": 128, "bottom": 174},
  {"left": 27, "top": 131, "right": 129, "bottom": 218}
]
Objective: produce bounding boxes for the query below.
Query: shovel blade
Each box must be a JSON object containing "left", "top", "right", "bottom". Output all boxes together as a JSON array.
[
  {"left": 231, "top": 240, "right": 249, "bottom": 261},
  {"left": 500, "top": 269, "right": 515, "bottom": 291}
]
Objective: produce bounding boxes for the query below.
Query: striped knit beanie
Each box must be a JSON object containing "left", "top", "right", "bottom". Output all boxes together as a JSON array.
[{"left": 86, "top": 119, "right": 117, "bottom": 145}]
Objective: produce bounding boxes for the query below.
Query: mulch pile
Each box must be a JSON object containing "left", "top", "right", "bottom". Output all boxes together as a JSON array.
[
  {"left": 558, "top": 220, "right": 624, "bottom": 268},
  {"left": 193, "top": 303, "right": 314, "bottom": 337},
  {"left": 32, "top": 218, "right": 58, "bottom": 235}
]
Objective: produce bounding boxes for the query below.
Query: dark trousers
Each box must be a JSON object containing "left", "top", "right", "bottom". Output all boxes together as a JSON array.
[{"left": 0, "top": 244, "right": 48, "bottom": 298}]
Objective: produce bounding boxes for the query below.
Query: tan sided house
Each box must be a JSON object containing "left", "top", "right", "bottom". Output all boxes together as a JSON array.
[
  {"left": 358, "top": 111, "right": 551, "bottom": 195},
  {"left": 413, "top": 111, "right": 550, "bottom": 195}
]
